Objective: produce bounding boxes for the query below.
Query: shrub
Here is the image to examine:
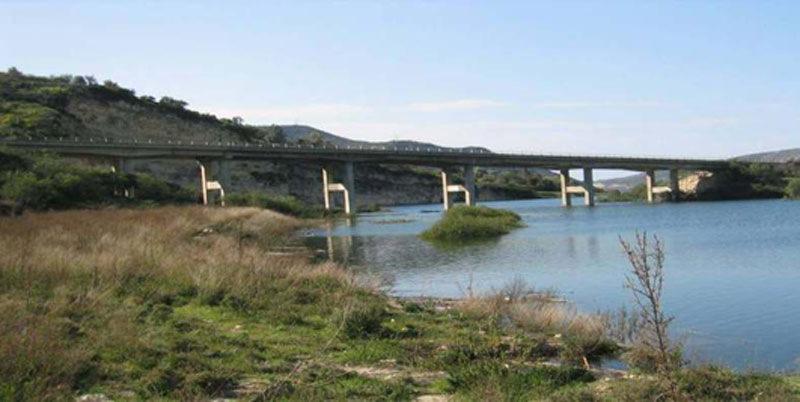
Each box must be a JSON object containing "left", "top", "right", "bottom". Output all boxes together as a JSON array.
[
  {"left": 0, "top": 149, "right": 192, "bottom": 210},
  {"left": 785, "top": 177, "right": 800, "bottom": 199},
  {"left": 420, "top": 205, "right": 522, "bottom": 242},
  {"left": 343, "top": 304, "right": 387, "bottom": 339}
]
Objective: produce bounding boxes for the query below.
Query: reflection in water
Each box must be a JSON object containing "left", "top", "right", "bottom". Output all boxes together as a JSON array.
[
  {"left": 587, "top": 235, "right": 599, "bottom": 260},
  {"left": 306, "top": 199, "right": 800, "bottom": 371}
]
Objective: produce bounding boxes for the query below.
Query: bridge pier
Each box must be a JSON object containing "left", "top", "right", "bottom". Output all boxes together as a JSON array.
[
  {"left": 560, "top": 168, "right": 594, "bottom": 207},
  {"left": 669, "top": 169, "right": 680, "bottom": 201},
  {"left": 112, "top": 158, "right": 135, "bottom": 198},
  {"left": 559, "top": 169, "right": 571, "bottom": 207},
  {"left": 441, "top": 165, "right": 475, "bottom": 211},
  {"left": 197, "top": 160, "right": 226, "bottom": 206},
  {"left": 322, "top": 162, "right": 356, "bottom": 214},
  {"left": 645, "top": 169, "right": 655, "bottom": 203},
  {"left": 583, "top": 167, "right": 595, "bottom": 207}
]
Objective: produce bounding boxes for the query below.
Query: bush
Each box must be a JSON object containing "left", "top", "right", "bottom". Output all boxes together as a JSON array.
[
  {"left": 785, "top": 177, "right": 800, "bottom": 199},
  {"left": 420, "top": 205, "right": 522, "bottom": 242},
  {"left": 0, "top": 149, "right": 193, "bottom": 210},
  {"left": 343, "top": 304, "right": 387, "bottom": 339}
]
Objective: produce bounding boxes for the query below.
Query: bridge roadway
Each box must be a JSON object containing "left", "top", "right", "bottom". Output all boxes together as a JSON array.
[{"left": 0, "top": 137, "right": 732, "bottom": 212}]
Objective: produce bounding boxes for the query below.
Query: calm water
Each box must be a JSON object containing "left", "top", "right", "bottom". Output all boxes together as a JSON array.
[{"left": 305, "top": 198, "right": 800, "bottom": 371}]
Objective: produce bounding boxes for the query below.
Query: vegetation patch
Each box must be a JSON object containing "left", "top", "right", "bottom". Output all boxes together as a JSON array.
[
  {"left": 420, "top": 205, "right": 523, "bottom": 242},
  {"left": 226, "top": 190, "right": 342, "bottom": 218}
]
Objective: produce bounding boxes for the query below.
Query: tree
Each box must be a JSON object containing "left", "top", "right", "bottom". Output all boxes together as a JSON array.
[
  {"left": 298, "top": 132, "right": 327, "bottom": 147},
  {"left": 620, "top": 232, "right": 685, "bottom": 401},
  {"left": 263, "top": 125, "right": 286, "bottom": 143},
  {"left": 785, "top": 178, "right": 800, "bottom": 199},
  {"left": 158, "top": 96, "right": 188, "bottom": 109}
]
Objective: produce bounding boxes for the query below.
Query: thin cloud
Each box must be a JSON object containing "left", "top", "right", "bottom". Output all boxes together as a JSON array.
[
  {"left": 205, "top": 104, "right": 370, "bottom": 122},
  {"left": 408, "top": 99, "right": 509, "bottom": 112},
  {"left": 535, "top": 100, "right": 668, "bottom": 109}
]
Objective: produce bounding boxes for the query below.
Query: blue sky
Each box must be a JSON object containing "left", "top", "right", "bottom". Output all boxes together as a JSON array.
[{"left": 2, "top": 1, "right": 799, "bottom": 166}]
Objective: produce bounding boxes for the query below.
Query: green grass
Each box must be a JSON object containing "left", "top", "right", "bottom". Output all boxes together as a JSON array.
[
  {"left": 226, "top": 190, "right": 344, "bottom": 218},
  {"left": 420, "top": 205, "right": 523, "bottom": 242}
]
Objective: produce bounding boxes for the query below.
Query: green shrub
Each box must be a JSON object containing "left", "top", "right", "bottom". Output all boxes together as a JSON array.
[
  {"left": 785, "top": 177, "right": 800, "bottom": 199},
  {"left": 0, "top": 149, "right": 193, "bottom": 210},
  {"left": 420, "top": 205, "right": 522, "bottom": 242},
  {"left": 446, "top": 361, "right": 594, "bottom": 400},
  {"left": 343, "top": 305, "right": 387, "bottom": 339}
]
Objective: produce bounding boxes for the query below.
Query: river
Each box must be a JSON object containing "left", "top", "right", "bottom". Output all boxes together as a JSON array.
[{"left": 305, "top": 198, "right": 800, "bottom": 371}]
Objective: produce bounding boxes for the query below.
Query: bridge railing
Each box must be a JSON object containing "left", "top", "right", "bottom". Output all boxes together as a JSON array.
[{"left": 0, "top": 136, "right": 728, "bottom": 163}]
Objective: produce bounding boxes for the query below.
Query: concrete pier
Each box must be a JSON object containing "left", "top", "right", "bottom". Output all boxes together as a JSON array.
[
  {"left": 645, "top": 169, "right": 656, "bottom": 203},
  {"left": 197, "top": 160, "right": 226, "bottom": 206},
  {"left": 583, "top": 167, "right": 595, "bottom": 207},
  {"left": 560, "top": 168, "right": 595, "bottom": 207},
  {"left": 322, "top": 162, "right": 356, "bottom": 214},
  {"left": 441, "top": 166, "right": 475, "bottom": 210},
  {"left": 559, "top": 169, "right": 572, "bottom": 207},
  {"left": 112, "top": 158, "right": 135, "bottom": 198},
  {"left": 669, "top": 168, "right": 680, "bottom": 201},
  {"left": 464, "top": 165, "right": 475, "bottom": 206}
]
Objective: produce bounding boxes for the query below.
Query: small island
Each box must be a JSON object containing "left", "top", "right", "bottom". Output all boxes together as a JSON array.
[{"left": 420, "top": 205, "right": 523, "bottom": 242}]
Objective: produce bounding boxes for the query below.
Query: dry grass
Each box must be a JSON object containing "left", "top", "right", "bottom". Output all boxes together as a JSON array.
[
  {"left": 0, "top": 206, "right": 369, "bottom": 400},
  {"left": 455, "top": 277, "right": 618, "bottom": 366}
]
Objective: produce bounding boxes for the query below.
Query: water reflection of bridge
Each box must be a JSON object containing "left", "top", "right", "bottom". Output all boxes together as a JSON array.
[{"left": 2, "top": 137, "right": 731, "bottom": 212}]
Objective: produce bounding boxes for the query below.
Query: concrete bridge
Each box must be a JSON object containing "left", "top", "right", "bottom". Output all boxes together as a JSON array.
[{"left": 0, "top": 137, "right": 731, "bottom": 213}]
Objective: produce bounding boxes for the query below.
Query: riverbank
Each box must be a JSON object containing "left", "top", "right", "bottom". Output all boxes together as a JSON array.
[{"left": 1, "top": 207, "right": 798, "bottom": 401}]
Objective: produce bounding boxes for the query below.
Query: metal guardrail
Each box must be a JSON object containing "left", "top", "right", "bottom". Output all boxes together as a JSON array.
[{"left": 0, "top": 136, "right": 729, "bottom": 164}]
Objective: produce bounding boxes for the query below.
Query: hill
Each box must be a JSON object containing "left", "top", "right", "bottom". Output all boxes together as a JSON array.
[
  {"left": 0, "top": 69, "right": 559, "bottom": 206},
  {"left": 734, "top": 148, "right": 800, "bottom": 164}
]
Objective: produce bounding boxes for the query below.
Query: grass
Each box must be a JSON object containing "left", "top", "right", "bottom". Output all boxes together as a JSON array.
[
  {"left": 0, "top": 206, "right": 797, "bottom": 401},
  {"left": 420, "top": 205, "right": 523, "bottom": 242},
  {"left": 226, "top": 190, "right": 346, "bottom": 218}
]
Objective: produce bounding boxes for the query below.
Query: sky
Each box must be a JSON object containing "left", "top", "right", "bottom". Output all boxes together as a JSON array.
[{"left": 2, "top": 1, "right": 799, "bottom": 176}]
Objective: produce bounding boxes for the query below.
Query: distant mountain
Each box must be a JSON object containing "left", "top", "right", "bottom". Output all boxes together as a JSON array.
[
  {"left": 277, "top": 124, "right": 490, "bottom": 152},
  {"left": 734, "top": 148, "right": 800, "bottom": 164},
  {"left": 276, "top": 124, "right": 554, "bottom": 177},
  {"left": 598, "top": 148, "right": 800, "bottom": 191}
]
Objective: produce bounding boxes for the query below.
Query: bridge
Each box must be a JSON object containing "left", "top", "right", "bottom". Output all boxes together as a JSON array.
[{"left": 0, "top": 137, "right": 731, "bottom": 213}]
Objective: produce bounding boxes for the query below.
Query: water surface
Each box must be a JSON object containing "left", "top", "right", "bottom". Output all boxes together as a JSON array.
[{"left": 306, "top": 198, "right": 800, "bottom": 371}]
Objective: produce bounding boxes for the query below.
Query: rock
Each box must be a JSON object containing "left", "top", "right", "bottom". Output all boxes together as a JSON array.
[{"left": 76, "top": 394, "right": 112, "bottom": 402}]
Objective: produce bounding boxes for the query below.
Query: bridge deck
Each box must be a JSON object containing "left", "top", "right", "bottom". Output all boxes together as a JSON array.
[{"left": 0, "top": 138, "right": 730, "bottom": 171}]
